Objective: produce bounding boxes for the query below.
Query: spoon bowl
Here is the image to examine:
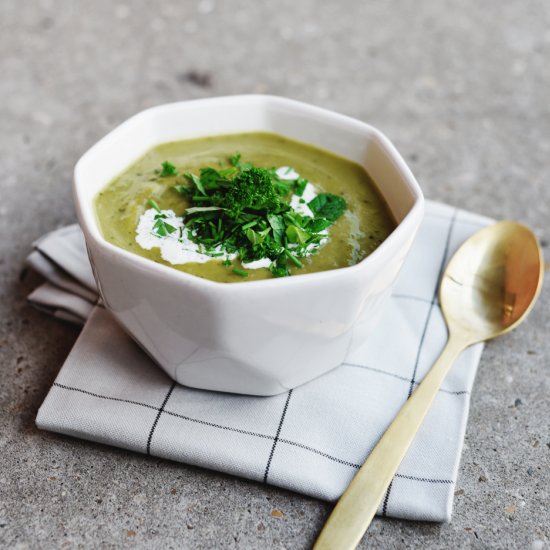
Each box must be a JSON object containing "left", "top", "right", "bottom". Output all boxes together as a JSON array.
[
  {"left": 441, "top": 221, "right": 544, "bottom": 343},
  {"left": 314, "top": 220, "right": 544, "bottom": 550}
]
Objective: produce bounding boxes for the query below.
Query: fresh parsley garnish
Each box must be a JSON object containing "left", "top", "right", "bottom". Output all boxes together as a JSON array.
[
  {"left": 153, "top": 218, "right": 176, "bottom": 237},
  {"left": 147, "top": 198, "right": 176, "bottom": 237},
  {"left": 159, "top": 161, "right": 178, "bottom": 177},
  {"left": 229, "top": 153, "right": 241, "bottom": 166},
  {"left": 146, "top": 155, "right": 347, "bottom": 277},
  {"left": 294, "top": 178, "right": 308, "bottom": 197},
  {"left": 229, "top": 152, "right": 253, "bottom": 172},
  {"left": 308, "top": 193, "right": 347, "bottom": 222}
]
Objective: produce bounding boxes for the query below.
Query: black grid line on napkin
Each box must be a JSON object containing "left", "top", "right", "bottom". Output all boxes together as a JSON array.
[
  {"left": 342, "top": 363, "right": 470, "bottom": 395},
  {"left": 146, "top": 382, "right": 177, "bottom": 455},
  {"left": 392, "top": 294, "right": 435, "bottom": 305},
  {"left": 264, "top": 389, "right": 294, "bottom": 483},
  {"left": 424, "top": 210, "right": 488, "bottom": 228},
  {"left": 49, "top": 381, "right": 455, "bottom": 486}
]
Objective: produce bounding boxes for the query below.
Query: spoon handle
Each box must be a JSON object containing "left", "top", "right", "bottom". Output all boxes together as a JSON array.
[{"left": 313, "top": 334, "right": 465, "bottom": 550}]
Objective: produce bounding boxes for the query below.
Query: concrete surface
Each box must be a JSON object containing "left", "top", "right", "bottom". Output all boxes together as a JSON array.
[{"left": 1, "top": 0, "right": 549, "bottom": 548}]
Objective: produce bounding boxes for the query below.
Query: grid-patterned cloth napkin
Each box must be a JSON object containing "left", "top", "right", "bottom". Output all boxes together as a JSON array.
[{"left": 30, "top": 200, "right": 492, "bottom": 522}]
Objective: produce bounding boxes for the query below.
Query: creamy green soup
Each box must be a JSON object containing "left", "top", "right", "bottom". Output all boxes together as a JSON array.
[{"left": 95, "top": 132, "right": 395, "bottom": 282}]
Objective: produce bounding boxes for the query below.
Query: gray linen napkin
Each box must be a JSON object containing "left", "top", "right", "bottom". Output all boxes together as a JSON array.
[{"left": 30, "top": 200, "right": 492, "bottom": 522}]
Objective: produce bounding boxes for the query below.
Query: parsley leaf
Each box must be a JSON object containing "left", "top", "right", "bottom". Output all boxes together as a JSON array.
[
  {"left": 147, "top": 198, "right": 177, "bottom": 237},
  {"left": 153, "top": 217, "right": 176, "bottom": 236},
  {"left": 229, "top": 152, "right": 253, "bottom": 172},
  {"left": 160, "top": 161, "right": 178, "bottom": 177},
  {"left": 308, "top": 193, "right": 347, "bottom": 222},
  {"left": 229, "top": 153, "right": 241, "bottom": 166},
  {"left": 285, "top": 224, "right": 310, "bottom": 245},
  {"left": 294, "top": 178, "right": 308, "bottom": 197},
  {"left": 173, "top": 184, "right": 192, "bottom": 196}
]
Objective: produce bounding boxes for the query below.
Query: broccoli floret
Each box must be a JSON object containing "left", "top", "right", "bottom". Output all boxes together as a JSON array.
[{"left": 225, "top": 167, "right": 280, "bottom": 216}]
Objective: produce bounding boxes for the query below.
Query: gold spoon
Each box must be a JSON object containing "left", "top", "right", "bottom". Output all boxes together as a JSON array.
[{"left": 314, "top": 220, "right": 544, "bottom": 550}]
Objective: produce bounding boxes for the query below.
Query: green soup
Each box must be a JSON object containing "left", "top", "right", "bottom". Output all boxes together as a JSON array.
[{"left": 95, "top": 132, "right": 396, "bottom": 282}]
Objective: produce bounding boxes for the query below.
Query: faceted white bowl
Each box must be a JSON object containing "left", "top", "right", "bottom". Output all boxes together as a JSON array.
[{"left": 73, "top": 95, "right": 424, "bottom": 395}]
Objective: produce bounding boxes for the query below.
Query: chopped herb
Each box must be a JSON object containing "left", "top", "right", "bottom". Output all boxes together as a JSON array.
[
  {"left": 147, "top": 198, "right": 177, "bottom": 237},
  {"left": 241, "top": 220, "right": 257, "bottom": 230},
  {"left": 285, "top": 224, "right": 310, "bottom": 245},
  {"left": 270, "top": 255, "right": 290, "bottom": 278},
  {"left": 145, "top": 154, "right": 347, "bottom": 277},
  {"left": 308, "top": 193, "right": 347, "bottom": 222},
  {"left": 173, "top": 184, "right": 192, "bottom": 196},
  {"left": 229, "top": 152, "right": 253, "bottom": 172},
  {"left": 232, "top": 267, "right": 249, "bottom": 277},
  {"left": 160, "top": 161, "right": 178, "bottom": 177},
  {"left": 294, "top": 178, "right": 308, "bottom": 197},
  {"left": 285, "top": 250, "right": 304, "bottom": 268},
  {"left": 185, "top": 206, "right": 224, "bottom": 214},
  {"left": 152, "top": 216, "right": 176, "bottom": 236},
  {"left": 148, "top": 198, "right": 161, "bottom": 213}
]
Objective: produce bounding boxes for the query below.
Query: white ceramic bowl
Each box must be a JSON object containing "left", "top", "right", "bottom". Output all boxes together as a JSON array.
[{"left": 74, "top": 95, "right": 424, "bottom": 396}]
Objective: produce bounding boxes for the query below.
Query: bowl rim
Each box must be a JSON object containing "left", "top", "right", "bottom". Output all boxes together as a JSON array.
[{"left": 73, "top": 94, "right": 424, "bottom": 291}]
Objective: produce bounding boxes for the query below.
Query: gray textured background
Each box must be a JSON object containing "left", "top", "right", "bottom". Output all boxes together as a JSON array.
[{"left": 1, "top": 0, "right": 549, "bottom": 548}]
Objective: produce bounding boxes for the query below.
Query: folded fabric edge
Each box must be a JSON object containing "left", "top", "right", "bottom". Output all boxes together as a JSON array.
[
  {"left": 33, "top": 223, "right": 98, "bottom": 292},
  {"left": 28, "top": 282, "right": 93, "bottom": 324},
  {"left": 25, "top": 249, "right": 98, "bottom": 303}
]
